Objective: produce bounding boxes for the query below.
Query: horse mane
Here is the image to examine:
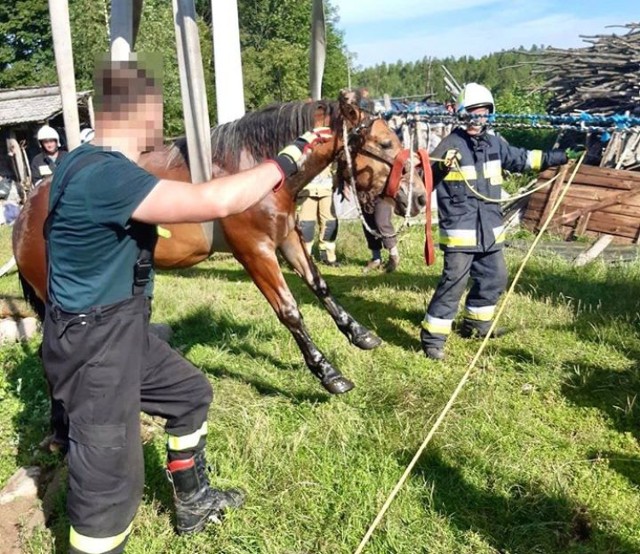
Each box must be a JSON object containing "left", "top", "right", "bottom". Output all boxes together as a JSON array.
[{"left": 166, "top": 100, "right": 340, "bottom": 172}]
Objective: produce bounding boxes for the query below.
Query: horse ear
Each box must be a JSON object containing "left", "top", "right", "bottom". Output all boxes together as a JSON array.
[{"left": 339, "top": 89, "right": 360, "bottom": 125}]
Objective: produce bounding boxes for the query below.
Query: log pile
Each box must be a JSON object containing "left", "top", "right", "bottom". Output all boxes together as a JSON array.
[
  {"left": 535, "top": 23, "right": 640, "bottom": 116},
  {"left": 522, "top": 162, "right": 640, "bottom": 243}
]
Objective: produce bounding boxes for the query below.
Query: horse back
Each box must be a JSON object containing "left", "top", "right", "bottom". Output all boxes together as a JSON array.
[{"left": 12, "top": 180, "right": 50, "bottom": 306}]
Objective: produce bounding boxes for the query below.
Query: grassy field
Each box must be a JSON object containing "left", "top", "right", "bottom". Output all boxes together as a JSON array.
[{"left": 1, "top": 219, "right": 640, "bottom": 554}]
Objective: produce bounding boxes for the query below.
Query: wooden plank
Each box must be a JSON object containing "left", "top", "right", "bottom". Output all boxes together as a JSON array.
[
  {"left": 577, "top": 164, "right": 640, "bottom": 181},
  {"left": 559, "top": 188, "right": 640, "bottom": 225},
  {"left": 536, "top": 164, "right": 570, "bottom": 230},
  {"left": 528, "top": 196, "right": 640, "bottom": 216},
  {"left": 574, "top": 213, "right": 591, "bottom": 236},
  {"left": 587, "top": 213, "right": 640, "bottom": 239},
  {"left": 568, "top": 174, "right": 634, "bottom": 190},
  {"left": 573, "top": 235, "right": 614, "bottom": 267}
]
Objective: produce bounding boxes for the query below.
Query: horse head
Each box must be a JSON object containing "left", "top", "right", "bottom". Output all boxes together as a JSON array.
[{"left": 335, "top": 89, "right": 428, "bottom": 218}]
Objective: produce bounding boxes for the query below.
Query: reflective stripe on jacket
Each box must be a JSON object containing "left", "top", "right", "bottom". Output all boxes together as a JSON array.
[{"left": 431, "top": 128, "right": 543, "bottom": 253}]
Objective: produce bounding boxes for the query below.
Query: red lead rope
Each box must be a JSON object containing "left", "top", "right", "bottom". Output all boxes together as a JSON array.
[{"left": 386, "top": 148, "right": 435, "bottom": 266}]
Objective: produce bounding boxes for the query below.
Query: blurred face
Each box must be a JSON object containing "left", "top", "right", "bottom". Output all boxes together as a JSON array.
[
  {"left": 137, "top": 93, "right": 164, "bottom": 152},
  {"left": 42, "top": 139, "right": 58, "bottom": 154},
  {"left": 466, "top": 105, "right": 490, "bottom": 136},
  {"left": 104, "top": 92, "right": 164, "bottom": 152}
]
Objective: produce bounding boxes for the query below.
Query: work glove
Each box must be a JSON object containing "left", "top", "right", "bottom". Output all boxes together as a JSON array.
[
  {"left": 442, "top": 149, "right": 462, "bottom": 168},
  {"left": 543, "top": 148, "right": 569, "bottom": 167},
  {"left": 273, "top": 127, "right": 333, "bottom": 179}
]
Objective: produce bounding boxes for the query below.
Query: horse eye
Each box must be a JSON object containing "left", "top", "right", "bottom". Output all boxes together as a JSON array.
[{"left": 380, "top": 139, "right": 393, "bottom": 149}]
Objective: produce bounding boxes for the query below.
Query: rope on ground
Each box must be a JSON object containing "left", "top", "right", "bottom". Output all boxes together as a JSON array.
[{"left": 353, "top": 154, "right": 586, "bottom": 554}]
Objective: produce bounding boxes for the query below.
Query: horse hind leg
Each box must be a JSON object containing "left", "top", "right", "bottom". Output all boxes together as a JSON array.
[
  {"left": 278, "top": 228, "right": 382, "bottom": 350},
  {"left": 18, "top": 271, "right": 46, "bottom": 321},
  {"left": 233, "top": 246, "right": 354, "bottom": 395}
]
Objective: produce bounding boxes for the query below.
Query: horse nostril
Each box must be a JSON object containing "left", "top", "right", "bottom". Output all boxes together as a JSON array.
[{"left": 417, "top": 195, "right": 427, "bottom": 207}]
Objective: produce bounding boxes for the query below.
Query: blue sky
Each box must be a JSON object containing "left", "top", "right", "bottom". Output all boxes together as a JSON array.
[{"left": 330, "top": 0, "right": 638, "bottom": 69}]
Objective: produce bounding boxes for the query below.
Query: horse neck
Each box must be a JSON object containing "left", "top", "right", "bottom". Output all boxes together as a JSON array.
[{"left": 286, "top": 139, "right": 340, "bottom": 196}]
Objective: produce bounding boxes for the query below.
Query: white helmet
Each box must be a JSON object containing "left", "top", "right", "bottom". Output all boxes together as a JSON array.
[
  {"left": 37, "top": 125, "right": 60, "bottom": 145},
  {"left": 457, "top": 83, "right": 495, "bottom": 115},
  {"left": 79, "top": 128, "right": 95, "bottom": 144}
]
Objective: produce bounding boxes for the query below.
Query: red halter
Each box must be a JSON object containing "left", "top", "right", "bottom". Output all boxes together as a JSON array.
[{"left": 385, "top": 148, "right": 435, "bottom": 266}]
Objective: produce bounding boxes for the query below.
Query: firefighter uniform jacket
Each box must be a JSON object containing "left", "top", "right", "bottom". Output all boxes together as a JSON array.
[{"left": 431, "top": 128, "right": 548, "bottom": 253}]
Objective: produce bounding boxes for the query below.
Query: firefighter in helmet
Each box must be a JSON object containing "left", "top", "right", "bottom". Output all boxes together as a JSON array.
[
  {"left": 421, "top": 83, "right": 568, "bottom": 360},
  {"left": 30, "top": 125, "right": 68, "bottom": 184}
]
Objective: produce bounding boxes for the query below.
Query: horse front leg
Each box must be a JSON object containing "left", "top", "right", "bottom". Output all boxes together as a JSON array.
[
  {"left": 278, "top": 228, "right": 382, "bottom": 350},
  {"left": 232, "top": 244, "right": 354, "bottom": 395}
]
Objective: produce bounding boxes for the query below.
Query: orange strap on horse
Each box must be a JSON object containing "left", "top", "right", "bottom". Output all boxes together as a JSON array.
[
  {"left": 420, "top": 149, "right": 436, "bottom": 266},
  {"left": 385, "top": 149, "right": 410, "bottom": 199},
  {"left": 386, "top": 148, "right": 435, "bottom": 266}
]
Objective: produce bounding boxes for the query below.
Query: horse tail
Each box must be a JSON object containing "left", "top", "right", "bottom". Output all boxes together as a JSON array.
[{"left": 18, "top": 270, "right": 46, "bottom": 321}]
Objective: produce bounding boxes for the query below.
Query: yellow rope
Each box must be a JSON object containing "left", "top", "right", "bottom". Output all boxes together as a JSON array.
[
  {"left": 431, "top": 156, "right": 561, "bottom": 203},
  {"left": 353, "top": 154, "right": 586, "bottom": 554}
]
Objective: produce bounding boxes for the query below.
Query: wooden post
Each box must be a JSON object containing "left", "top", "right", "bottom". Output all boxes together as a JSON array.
[
  {"left": 211, "top": 0, "right": 245, "bottom": 124},
  {"left": 574, "top": 213, "right": 592, "bottom": 238},
  {"left": 573, "top": 235, "right": 613, "bottom": 267},
  {"left": 48, "top": 0, "right": 80, "bottom": 150}
]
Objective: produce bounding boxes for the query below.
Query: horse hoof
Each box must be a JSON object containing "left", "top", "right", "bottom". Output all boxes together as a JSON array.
[
  {"left": 353, "top": 331, "right": 382, "bottom": 351},
  {"left": 322, "top": 376, "right": 355, "bottom": 395}
]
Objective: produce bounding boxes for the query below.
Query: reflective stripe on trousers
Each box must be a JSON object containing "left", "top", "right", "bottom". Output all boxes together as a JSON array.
[
  {"left": 421, "top": 250, "right": 508, "bottom": 348},
  {"left": 43, "top": 295, "right": 213, "bottom": 553}
]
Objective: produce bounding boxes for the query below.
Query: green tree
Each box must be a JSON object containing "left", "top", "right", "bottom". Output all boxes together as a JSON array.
[
  {"left": 237, "top": 0, "right": 349, "bottom": 107},
  {"left": 0, "top": 0, "right": 56, "bottom": 87},
  {"left": 1, "top": 0, "right": 350, "bottom": 129}
]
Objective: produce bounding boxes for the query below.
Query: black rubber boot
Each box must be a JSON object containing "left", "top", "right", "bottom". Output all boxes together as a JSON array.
[
  {"left": 458, "top": 320, "right": 507, "bottom": 339},
  {"left": 167, "top": 449, "right": 245, "bottom": 534},
  {"left": 384, "top": 255, "right": 399, "bottom": 273},
  {"left": 363, "top": 259, "right": 382, "bottom": 273},
  {"left": 319, "top": 249, "right": 340, "bottom": 267},
  {"left": 424, "top": 347, "right": 446, "bottom": 360},
  {"left": 420, "top": 329, "right": 446, "bottom": 361}
]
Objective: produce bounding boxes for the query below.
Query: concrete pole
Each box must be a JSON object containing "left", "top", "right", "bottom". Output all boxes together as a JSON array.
[
  {"left": 173, "top": 0, "right": 212, "bottom": 184},
  {"left": 211, "top": 0, "right": 245, "bottom": 123},
  {"left": 309, "top": 0, "right": 326, "bottom": 100},
  {"left": 48, "top": 0, "right": 80, "bottom": 150},
  {"left": 87, "top": 95, "right": 95, "bottom": 129},
  {"left": 110, "top": 0, "right": 133, "bottom": 60}
]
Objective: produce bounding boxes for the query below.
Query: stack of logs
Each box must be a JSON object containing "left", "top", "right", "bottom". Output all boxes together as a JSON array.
[
  {"left": 523, "top": 162, "right": 640, "bottom": 243},
  {"left": 535, "top": 23, "right": 640, "bottom": 116}
]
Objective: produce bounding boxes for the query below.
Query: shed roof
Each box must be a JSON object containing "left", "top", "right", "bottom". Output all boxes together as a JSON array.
[{"left": 0, "top": 86, "right": 92, "bottom": 126}]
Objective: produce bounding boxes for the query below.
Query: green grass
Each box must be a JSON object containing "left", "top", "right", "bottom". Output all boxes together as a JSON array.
[{"left": 1, "top": 220, "right": 640, "bottom": 554}]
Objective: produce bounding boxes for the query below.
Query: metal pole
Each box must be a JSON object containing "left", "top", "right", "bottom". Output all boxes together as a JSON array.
[
  {"left": 173, "top": 0, "right": 212, "bottom": 184},
  {"left": 211, "top": 0, "right": 245, "bottom": 123},
  {"left": 48, "top": 0, "right": 80, "bottom": 150}
]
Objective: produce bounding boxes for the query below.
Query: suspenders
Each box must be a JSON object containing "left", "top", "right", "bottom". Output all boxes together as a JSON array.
[{"left": 45, "top": 151, "right": 156, "bottom": 302}]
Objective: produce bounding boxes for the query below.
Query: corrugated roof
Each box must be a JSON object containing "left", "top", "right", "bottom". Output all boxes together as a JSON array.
[{"left": 0, "top": 86, "right": 92, "bottom": 126}]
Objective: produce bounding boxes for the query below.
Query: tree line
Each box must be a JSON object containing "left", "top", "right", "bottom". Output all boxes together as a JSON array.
[{"left": 0, "top": 0, "right": 550, "bottom": 137}]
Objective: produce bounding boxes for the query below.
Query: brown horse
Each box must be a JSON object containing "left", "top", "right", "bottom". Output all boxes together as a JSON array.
[{"left": 12, "top": 90, "right": 427, "bottom": 395}]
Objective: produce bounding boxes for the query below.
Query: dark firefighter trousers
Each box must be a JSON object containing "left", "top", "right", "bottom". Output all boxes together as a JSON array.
[
  {"left": 363, "top": 197, "right": 397, "bottom": 252},
  {"left": 421, "top": 250, "right": 508, "bottom": 348},
  {"left": 42, "top": 295, "right": 213, "bottom": 554}
]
